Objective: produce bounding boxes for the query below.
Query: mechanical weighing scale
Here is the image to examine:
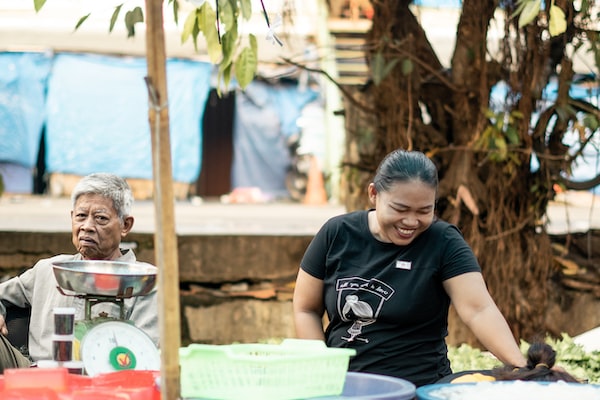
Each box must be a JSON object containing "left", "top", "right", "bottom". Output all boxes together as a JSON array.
[{"left": 52, "top": 260, "right": 161, "bottom": 376}]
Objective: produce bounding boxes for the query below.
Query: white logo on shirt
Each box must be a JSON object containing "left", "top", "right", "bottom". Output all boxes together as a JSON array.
[{"left": 395, "top": 260, "right": 412, "bottom": 270}]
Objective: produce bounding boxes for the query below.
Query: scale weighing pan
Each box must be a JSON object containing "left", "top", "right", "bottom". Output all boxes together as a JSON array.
[{"left": 52, "top": 260, "right": 157, "bottom": 297}]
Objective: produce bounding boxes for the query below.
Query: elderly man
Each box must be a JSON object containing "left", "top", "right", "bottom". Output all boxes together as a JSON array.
[{"left": 0, "top": 173, "right": 158, "bottom": 372}]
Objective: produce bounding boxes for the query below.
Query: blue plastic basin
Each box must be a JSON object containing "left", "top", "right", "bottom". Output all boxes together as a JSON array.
[
  {"left": 416, "top": 381, "right": 600, "bottom": 400},
  {"left": 313, "top": 371, "right": 416, "bottom": 399}
]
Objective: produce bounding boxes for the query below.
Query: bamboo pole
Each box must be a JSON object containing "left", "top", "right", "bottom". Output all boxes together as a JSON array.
[{"left": 143, "top": 0, "right": 181, "bottom": 399}]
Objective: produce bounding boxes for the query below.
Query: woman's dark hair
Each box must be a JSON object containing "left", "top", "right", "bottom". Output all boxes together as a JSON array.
[
  {"left": 373, "top": 150, "right": 438, "bottom": 193},
  {"left": 492, "top": 342, "right": 580, "bottom": 383}
]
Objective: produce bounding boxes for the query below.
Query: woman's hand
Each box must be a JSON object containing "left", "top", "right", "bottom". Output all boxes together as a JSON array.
[{"left": 444, "top": 272, "right": 527, "bottom": 368}]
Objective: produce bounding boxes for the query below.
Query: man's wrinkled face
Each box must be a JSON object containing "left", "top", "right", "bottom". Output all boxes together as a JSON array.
[{"left": 71, "top": 194, "right": 132, "bottom": 260}]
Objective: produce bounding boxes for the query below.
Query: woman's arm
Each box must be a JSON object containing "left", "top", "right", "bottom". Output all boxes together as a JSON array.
[
  {"left": 444, "top": 272, "right": 527, "bottom": 368},
  {"left": 293, "top": 269, "right": 326, "bottom": 341}
]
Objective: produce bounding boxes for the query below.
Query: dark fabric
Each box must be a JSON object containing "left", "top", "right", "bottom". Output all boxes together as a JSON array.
[
  {"left": 0, "top": 333, "right": 31, "bottom": 373},
  {"left": 300, "top": 211, "right": 482, "bottom": 387},
  {"left": 3, "top": 301, "right": 31, "bottom": 356}
]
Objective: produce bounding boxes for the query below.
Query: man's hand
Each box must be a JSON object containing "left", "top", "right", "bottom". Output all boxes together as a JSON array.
[{"left": 0, "top": 315, "right": 8, "bottom": 336}]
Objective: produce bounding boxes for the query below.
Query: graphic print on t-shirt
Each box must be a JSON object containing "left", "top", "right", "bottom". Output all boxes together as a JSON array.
[{"left": 336, "top": 277, "right": 395, "bottom": 343}]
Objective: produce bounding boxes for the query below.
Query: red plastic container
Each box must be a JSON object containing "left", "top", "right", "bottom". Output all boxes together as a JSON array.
[
  {"left": 92, "top": 370, "right": 160, "bottom": 400},
  {"left": 4, "top": 367, "right": 69, "bottom": 393},
  {"left": 0, "top": 368, "right": 160, "bottom": 400},
  {"left": 3, "top": 388, "right": 60, "bottom": 400}
]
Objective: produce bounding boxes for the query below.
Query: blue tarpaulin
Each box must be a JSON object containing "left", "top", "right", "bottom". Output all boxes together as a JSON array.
[
  {"left": 0, "top": 52, "right": 52, "bottom": 193},
  {"left": 0, "top": 52, "right": 52, "bottom": 168},
  {"left": 413, "top": 0, "right": 461, "bottom": 8},
  {"left": 45, "top": 54, "right": 213, "bottom": 183}
]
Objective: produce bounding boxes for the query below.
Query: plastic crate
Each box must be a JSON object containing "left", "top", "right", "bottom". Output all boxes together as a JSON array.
[{"left": 179, "top": 339, "right": 356, "bottom": 400}]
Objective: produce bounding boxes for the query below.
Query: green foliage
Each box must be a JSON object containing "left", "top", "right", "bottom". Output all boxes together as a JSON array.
[
  {"left": 182, "top": 4, "right": 221, "bottom": 62},
  {"left": 371, "top": 51, "right": 400, "bottom": 86},
  {"left": 33, "top": 0, "right": 46, "bottom": 12},
  {"left": 448, "top": 334, "right": 600, "bottom": 384},
  {"left": 74, "top": 13, "right": 90, "bottom": 31},
  {"left": 583, "top": 113, "right": 599, "bottom": 132},
  {"left": 517, "top": 0, "right": 541, "bottom": 28},
  {"left": 178, "top": 0, "right": 259, "bottom": 90},
  {"left": 401, "top": 59, "right": 413, "bottom": 76},
  {"left": 514, "top": 0, "right": 566, "bottom": 36},
  {"left": 67, "top": 2, "right": 144, "bottom": 38},
  {"left": 33, "top": 0, "right": 261, "bottom": 91},
  {"left": 109, "top": 5, "right": 123, "bottom": 33},
  {"left": 540, "top": 333, "right": 600, "bottom": 384},
  {"left": 448, "top": 343, "right": 502, "bottom": 371},
  {"left": 473, "top": 109, "right": 523, "bottom": 163},
  {"left": 124, "top": 7, "right": 144, "bottom": 38},
  {"left": 179, "top": 0, "right": 258, "bottom": 90},
  {"left": 233, "top": 34, "right": 257, "bottom": 90},
  {"left": 548, "top": 2, "right": 567, "bottom": 36}
]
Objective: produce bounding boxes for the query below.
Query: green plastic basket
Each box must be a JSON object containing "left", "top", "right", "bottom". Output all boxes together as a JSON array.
[{"left": 179, "top": 339, "right": 356, "bottom": 400}]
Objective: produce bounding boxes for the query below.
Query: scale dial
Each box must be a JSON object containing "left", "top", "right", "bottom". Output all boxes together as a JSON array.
[{"left": 80, "top": 320, "right": 160, "bottom": 377}]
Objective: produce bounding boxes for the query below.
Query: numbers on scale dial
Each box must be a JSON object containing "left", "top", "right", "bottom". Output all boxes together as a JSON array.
[{"left": 80, "top": 321, "right": 160, "bottom": 376}]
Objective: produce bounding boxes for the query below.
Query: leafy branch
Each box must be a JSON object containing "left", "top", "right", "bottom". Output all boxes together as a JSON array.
[{"left": 32, "top": 0, "right": 283, "bottom": 91}]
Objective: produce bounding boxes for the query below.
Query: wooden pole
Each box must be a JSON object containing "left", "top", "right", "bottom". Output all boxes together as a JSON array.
[{"left": 143, "top": 0, "right": 181, "bottom": 399}]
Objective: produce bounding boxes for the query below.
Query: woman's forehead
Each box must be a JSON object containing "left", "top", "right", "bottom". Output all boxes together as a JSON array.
[{"left": 382, "top": 180, "right": 436, "bottom": 203}]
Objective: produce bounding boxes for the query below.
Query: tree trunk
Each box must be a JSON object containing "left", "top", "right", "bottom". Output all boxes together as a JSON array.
[{"left": 341, "top": 0, "right": 561, "bottom": 343}]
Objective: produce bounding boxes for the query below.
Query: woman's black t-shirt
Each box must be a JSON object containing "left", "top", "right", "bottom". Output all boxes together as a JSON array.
[{"left": 300, "top": 210, "right": 481, "bottom": 387}]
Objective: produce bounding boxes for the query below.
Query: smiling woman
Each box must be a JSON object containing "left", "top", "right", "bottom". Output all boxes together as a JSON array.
[{"left": 293, "top": 149, "right": 527, "bottom": 387}]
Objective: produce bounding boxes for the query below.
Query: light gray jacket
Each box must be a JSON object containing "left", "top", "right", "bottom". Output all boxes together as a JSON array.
[{"left": 0, "top": 250, "right": 159, "bottom": 361}]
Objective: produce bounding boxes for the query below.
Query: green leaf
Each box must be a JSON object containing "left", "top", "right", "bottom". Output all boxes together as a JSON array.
[
  {"left": 371, "top": 51, "right": 384, "bottom": 86},
  {"left": 171, "top": 0, "right": 179, "bottom": 25},
  {"left": 494, "top": 136, "right": 508, "bottom": 160},
  {"left": 74, "top": 13, "right": 91, "bottom": 31},
  {"left": 219, "top": 0, "right": 236, "bottom": 29},
  {"left": 509, "top": 0, "right": 529, "bottom": 20},
  {"left": 125, "top": 7, "right": 144, "bottom": 38},
  {"left": 220, "top": 23, "right": 238, "bottom": 68},
  {"left": 583, "top": 113, "right": 599, "bottom": 131},
  {"left": 549, "top": 3, "right": 567, "bottom": 36},
  {"left": 474, "top": 126, "right": 494, "bottom": 150},
  {"left": 504, "top": 126, "right": 520, "bottom": 145},
  {"left": 399, "top": 58, "right": 411, "bottom": 75},
  {"left": 518, "top": 0, "right": 541, "bottom": 28},
  {"left": 217, "top": 63, "right": 233, "bottom": 96},
  {"left": 198, "top": 3, "right": 221, "bottom": 63},
  {"left": 496, "top": 117, "right": 504, "bottom": 131},
  {"left": 484, "top": 109, "right": 497, "bottom": 119},
  {"left": 239, "top": 0, "right": 252, "bottom": 20},
  {"left": 247, "top": 34, "right": 258, "bottom": 82},
  {"left": 510, "top": 110, "right": 524, "bottom": 120},
  {"left": 33, "top": 0, "right": 46, "bottom": 12},
  {"left": 181, "top": 9, "right": 199, "bottom": 45},
  {"left": 249, "top": 32, "right": 257, "bottom": 53},
  {"left": 235, "top": 36, "right": 257, "bottom": 90},
  {"left": 109, "top": 4, "right": 123, "bottom": 33}
]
